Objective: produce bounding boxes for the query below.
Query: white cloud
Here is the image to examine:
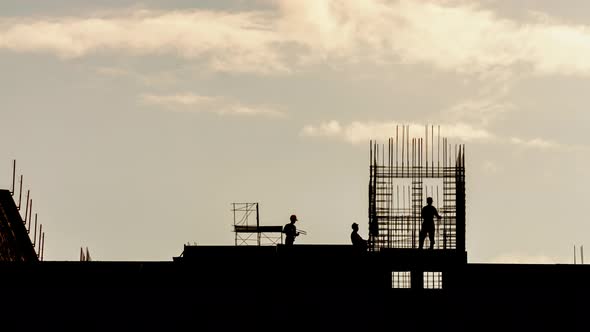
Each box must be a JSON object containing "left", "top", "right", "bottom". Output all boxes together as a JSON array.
[
  {"left": 3, "top": 1, "right": 590, "bottom": 76},
  {"left": 301, "top": 121, "right": 589, "bottom": 153},
  {"left": 140, "top": 93, "right": 285, "bottom": 118},
  {"left": 301, "top": 121, "right": 492, "bottom": 144},
  {"left": 0, "top": 9, "right": 287, "bottom": 74}
]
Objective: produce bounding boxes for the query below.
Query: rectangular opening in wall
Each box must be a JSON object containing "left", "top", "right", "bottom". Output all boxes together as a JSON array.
[
  {"left": 392, "top": 271, "right": 411, "bottom": 289},
  {"left": 423, "top": 271, "right": 442, "bottom": 289}
]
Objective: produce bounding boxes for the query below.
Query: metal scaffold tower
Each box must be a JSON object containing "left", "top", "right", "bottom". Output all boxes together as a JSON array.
[
  {"left": 368, "top": 125, "right": 466, "bottom": 252},
  {"left": 232, "top": 203, "right": 283, "bottom": 246}
]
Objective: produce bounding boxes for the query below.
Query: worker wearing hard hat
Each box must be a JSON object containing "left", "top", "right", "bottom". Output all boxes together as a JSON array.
[{"left": 283, "top": 214, "right": 300, "bottom": 246}]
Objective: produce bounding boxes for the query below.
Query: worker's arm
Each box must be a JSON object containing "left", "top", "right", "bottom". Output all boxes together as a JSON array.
[{"left": 434, "top": 207, "right": 442, "bottom": 219}]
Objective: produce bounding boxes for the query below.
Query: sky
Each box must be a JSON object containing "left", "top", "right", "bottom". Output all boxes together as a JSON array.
[{"left": 0, "top": 0, "right": 589, "bottom": 263}]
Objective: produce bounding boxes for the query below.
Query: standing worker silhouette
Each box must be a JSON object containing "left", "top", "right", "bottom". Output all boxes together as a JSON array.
[
  {"left": 419, "top": 197, "right": 442, "bottom": 250},
  {"left": 283, "top": 214, "right": 300, "bottom": 246}
]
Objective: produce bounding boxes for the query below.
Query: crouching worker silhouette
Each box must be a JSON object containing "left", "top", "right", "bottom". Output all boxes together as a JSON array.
[
  {"left": 283, "top": 214, "right": 300, "bottom": 246},
  {"left": 351, "top": 222, "right": 367, "bottom": 251},
  {"left": 419, "top": 197, "right": 442, "bottom": 250}
]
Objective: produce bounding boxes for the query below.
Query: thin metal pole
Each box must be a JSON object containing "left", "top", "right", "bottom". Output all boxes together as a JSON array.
[
  {"left": 395, "top": 125, "right": 399, "bottom": 176},
  {"left": 24, "top": 190, "right": 30, "bottom": 222},
  {"left": 401, "top": 126, "right": 405, "bottom": 175},
  {"left": 28, "top": 199, "right": 32, "bottom": 226},
  {"left": 33, "top": 215, "right": 38, "bottom": 247},
  {"left": 425, "top": 125, "right": 428, "bottom": 176},
  {"left": 38, "top": 224, "right": 42, "bottom": 257},
  {"left": 233, "top": 203, "right": 237, "bottom": 246},
  {"left": 403, "top": 185, "right": 407, "bottom": 248},
  {"left": 388, "top": 139, "right": 392, "bottom": 248},
  {"left": 407, "top": 125, "right": 410, "bottom": 177},
  {"left": 256, "top": 203, "right": 260, "bottom": 246},
  {"left": 396, "top": 185, "right": 400, "bottom": 247},
  {"left": 28, "top": 211, "right": 35, "bottom": 234},
  {"left": 582, "top": 245, "right": 584, "bottom": 264},
  {"left": 41, "top": 232, "right": 45, "bottom": 261},
  {"left": 437, "top": 126, "right": 440, "bottom": 174},
  {"left": 431, "top": 125, "right": 434, "bottom": 177},
  {"left": 412, "top": 138, "right": 415, "bottom": 247},
  {"left": 409, "top": 185, "right": 412, "bottom": 248},
  {"left": 574, "top": 245, "right": 577, "bottom": 264},
  {"left": 18, "top": 175, "right": 23, "bottom": 210},
  {"left": 437, "top": 185, "right": 442, "bottom": 249},
  {"left": 11, "top": 160, "right": 15, "bottom": 196},
  {"left": 449, "top": 142, "right": 452, "bottom": 168}
]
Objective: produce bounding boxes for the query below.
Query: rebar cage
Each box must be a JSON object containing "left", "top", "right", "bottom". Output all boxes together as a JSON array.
[{"left": 368, "top": 125, "right": 465, "bottom": 252}]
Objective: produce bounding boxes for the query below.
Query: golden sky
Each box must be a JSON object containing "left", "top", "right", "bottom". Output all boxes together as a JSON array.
[{"left": 0, "top": 0, "right": 589, "bottom": 263}]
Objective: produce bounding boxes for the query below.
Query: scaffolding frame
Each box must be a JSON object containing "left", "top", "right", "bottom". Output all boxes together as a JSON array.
[
  {"left": 368, "top": 125, "right": 465, "bottom": 252},
  {"left": 232, "top": 203, "right": 283, "bottom": 246}
]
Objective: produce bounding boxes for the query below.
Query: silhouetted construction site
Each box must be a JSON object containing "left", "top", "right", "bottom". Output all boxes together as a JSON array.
[
  {"left": 0, "top": 129, "right": 589, "bottom": 331},
  {"left": 368, "top": 125, "right": 465, "bottom": 251}
]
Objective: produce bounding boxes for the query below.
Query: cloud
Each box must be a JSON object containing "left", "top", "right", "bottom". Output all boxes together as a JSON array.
[
  {"left": 301, "top": 121, "right": 492, "bottom": 144},
  {"left": 0, "top": 9, "right": 288, "bottom": 74},
  {"left": 140, "top": 93, "right": 285, "bottom": 117},
  {"left": 301, "top": 121, "right": 588, "bottom": 152},
  {"left": 3, "top": 1, "right": 590, "bottom": 76}
]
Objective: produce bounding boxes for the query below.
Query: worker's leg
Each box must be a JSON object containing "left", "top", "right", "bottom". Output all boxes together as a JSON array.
[
  {"left": 428, "top": 229, "right": 435, "bottom": 249},
  {"left": 419, "top": 227, "right": 426, "bottom": 249}
]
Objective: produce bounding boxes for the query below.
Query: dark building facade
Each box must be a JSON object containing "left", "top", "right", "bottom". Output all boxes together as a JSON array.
[{"left": 0, "top": 245, "right": 589, "bottom": 331}]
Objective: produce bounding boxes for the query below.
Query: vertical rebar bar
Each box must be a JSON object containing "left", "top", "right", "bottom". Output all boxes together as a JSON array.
[
  {"left": 407, "top": 125, "right": 410, "bottom": 177},
  {"left": 401, "top": 127, "right": 405, "bottom": 176},
  {"left": 256, "top": 203, "right": 260, "bottom": 246},
  {"left": 396, "top": 126, "right": 399, "bottom": 175},
  {"left": 431, "top": 125, "right": 434, "bottom": 177},
  {"left": 408, "top": 185, "right": 411, "bottom": 248},
  {"left": 33, "top": 215, "right": 38, "bottom": 247},
  {"left": 18, "top": 175, "right": 23, "bottom": 210},
  {"left": 27, "top": 199, "right": 32, "bottom": 226},
  {"left": 41, "top": 232, "right": 45, "bottom": 261},
  {"left": 574, "top": 245, "right": 577, "bottom": 264},
  {"left": 24, "top": 190, "right": 30, "bottom": 222},
  {"left": 38, "top": 224, "right": 42, "bottom": 257},
  {"left": 11, "top": 160, "right": 15, "bottom": 196},
  {"left": 425, "top": 125, "right": 428, "bottom": 176},
  {"left": 437, "top": 126, "right": 440, "bottom": 175}
]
